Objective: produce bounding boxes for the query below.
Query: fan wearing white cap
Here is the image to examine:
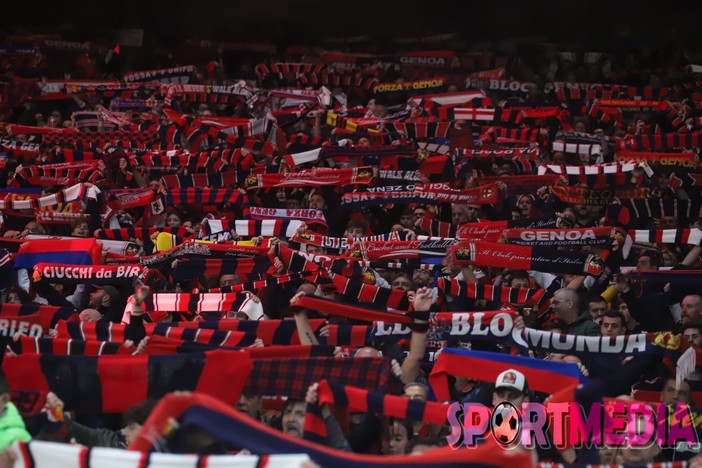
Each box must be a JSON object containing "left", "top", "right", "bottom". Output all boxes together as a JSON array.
[{"left": 492, "top": 369, "right": 530, "bottom": 408}]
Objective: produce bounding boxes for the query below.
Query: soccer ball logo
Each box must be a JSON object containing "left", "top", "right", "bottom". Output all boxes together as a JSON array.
[{"left": 491, "top": 402, "right": 521, "bottom": 447}]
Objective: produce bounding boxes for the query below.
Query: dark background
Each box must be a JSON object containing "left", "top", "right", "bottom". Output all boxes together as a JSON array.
[{"left": 6, "top": 0, "right": 700, "bottom": 47}]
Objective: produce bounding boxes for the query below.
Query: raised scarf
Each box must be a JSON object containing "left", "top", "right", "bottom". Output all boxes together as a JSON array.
[
  {"left": 451, "top": 240, "right": 605, "bottom": 276},
  {"left": 55, "top": 319, "right": 327, "bottom": 347},
  {"left": 2, "top": 349, "right": 253, "bottom": 412},
  {"left": 429, "top": 347, "right": 587, "bottom": 401},
  {"left": 34, "top": 263, "right": 143, "bottom": 285},
  {"left": 437, "top": 277, "right": 544, "bottom": 304},
  {"left": 129, "top": 392, "right": 526, "bottom": 467}
]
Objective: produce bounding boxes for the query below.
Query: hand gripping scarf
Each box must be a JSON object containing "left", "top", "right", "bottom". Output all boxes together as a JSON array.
[{"left": 304, "top": 379, "right": 448, "bottom": 443}]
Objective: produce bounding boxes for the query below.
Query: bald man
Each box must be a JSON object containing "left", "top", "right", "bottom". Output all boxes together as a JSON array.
[{"left": 550, "top": 288, "right": 599, "bottom": 336}]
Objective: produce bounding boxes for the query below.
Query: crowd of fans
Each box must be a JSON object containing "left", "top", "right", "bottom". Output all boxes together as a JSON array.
[{"left": 1, "top": 25, "right": 702, "bottom": 467}]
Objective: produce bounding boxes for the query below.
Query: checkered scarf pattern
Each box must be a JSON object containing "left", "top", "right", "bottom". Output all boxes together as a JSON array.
[
  {"left": 42, "top": 129, "right": 160, "bottom": 147},
  {"left": 243, "top": 356, "right": 390, "bottom": 400},
  {"left": 160, "top": 172, "right": 239, "bottom": 188}
]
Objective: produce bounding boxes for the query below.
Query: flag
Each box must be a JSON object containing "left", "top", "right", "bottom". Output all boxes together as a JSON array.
[{"left": 14, "top": 238, "right": 102, "bottom": 270}]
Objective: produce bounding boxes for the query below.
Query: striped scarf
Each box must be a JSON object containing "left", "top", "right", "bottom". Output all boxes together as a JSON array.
[
  {"left": 437, "top": 278, "right": 544, "bottom": 305},
  {"left": 619, "top": 197, "right": 702, "bottom": 221},
  {"left": 538, "top": 161, "right": 652, "bottom": 177},
  {"left": 304, "top": 379, "right": 448, "bottom": 443},
  {"left": 0, "top": 304, "right": 78, "bottom": 332},
  {"left": 387, "top": 120, "right": 453, "bottom": 141},
  {"left": 0, "top": 183, "right": 100, "bottom": 211},
  {"left": 169, "top": 257, "right": 274, "bottom": 282},
  {"left": 56, "top": 319, "right": 326, "bottom": 346},
  {"left": 629, "top": 228, "right": 702, "bottom": 246},
  {"left": 621, "top": 131, "right": 702, "bottom": 150},
  {"left": 12, "top": 441, "right": 311, "bottom": 468},
  {"left": 164, "top": 187, "right": 250, "bottom": 214},
  {"left": 139, "top": 292, "right": 256, "bottom": 314},
  {"left": 294, "top": 294, "right": 428, "bottom": 329},
  {"left": 199, "top": 219, "right": 303, "bottom": 240},
  {"left": 130, "top": 148, "right": 252, "bottom": 171},
  {"left": 3, "top": 349, "right": 253, "bottom": 412},
  {"left": 13, "top": 161, "right": 103, "bottom": 186}
]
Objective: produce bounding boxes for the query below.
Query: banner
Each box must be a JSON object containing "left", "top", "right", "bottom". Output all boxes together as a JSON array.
[
  {"left": 122, "top": 65, "right": 196, "bottom": 84},
  {"left": 35, "top": 263, "right": 142, "bottom": 285},
  {"left": 347, "top": 239, "right": 455, "bottom": 261},
  {"left": 372, "top": 78, "right": 446, "bottom": 94},
  {"left": 244, "top": 167, "right": 375, "bottom": 189},
  {"left": 503, "top": 227, "right": 617, "bottom": 247}
]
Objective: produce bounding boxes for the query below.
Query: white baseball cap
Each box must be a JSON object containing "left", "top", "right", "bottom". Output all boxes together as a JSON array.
[{"left": 495, "top": 369, "right": 527, "bottom": 393}]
